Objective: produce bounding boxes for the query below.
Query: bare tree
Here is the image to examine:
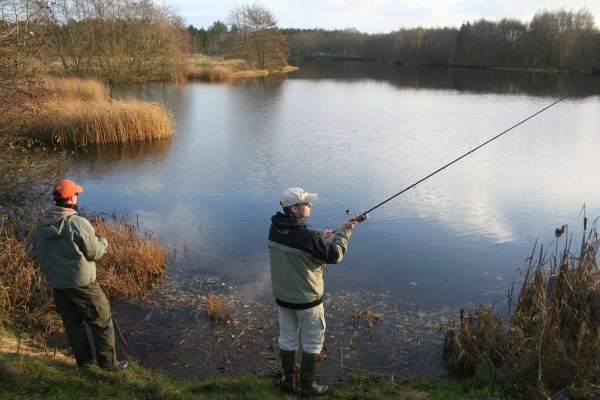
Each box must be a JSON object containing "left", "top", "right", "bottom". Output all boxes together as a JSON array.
[
  {"left": 226, "top": 3, "right": 287, "bottom": 70},
  {"left": 0, "top": 0, "right": 56, "bottom": 136},
  {"left": 0, "top": 0, "right": 65, "bottom": 211},
  {"left": 49, "top": 0, "right": 189, "bottom": 82}
]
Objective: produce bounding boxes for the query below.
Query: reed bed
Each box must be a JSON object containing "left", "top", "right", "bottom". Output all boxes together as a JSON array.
[
  {"left": 27, "top": 97, "right": 174, "bottom": 146},
  {"left": 0, "top": 210, "right": 167, "bottom": 339},
  {"left": 175, "top": 65, "right": 234, "bottom": 83},
  {"left": 41, "top": 76, "right": 109, "bottom": 102},
  {"left": 444, "top": 216, "right": 600, "bottom": 398},
  {"left": 19, "top": 76, "right": 175, "bottom": 146}
]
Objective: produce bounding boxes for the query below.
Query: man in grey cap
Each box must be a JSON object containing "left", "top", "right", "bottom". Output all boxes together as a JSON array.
[
  {"left": 268, "top": 187, "right": 361, "bottom": 395},
  {"left": 35, "top": 179, "right": 127, "bottom": 370}
]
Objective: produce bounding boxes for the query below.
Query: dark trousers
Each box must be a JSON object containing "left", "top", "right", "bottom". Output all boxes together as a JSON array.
[{"left": 52, "top": 281, "right": 117, "bottom": 368}]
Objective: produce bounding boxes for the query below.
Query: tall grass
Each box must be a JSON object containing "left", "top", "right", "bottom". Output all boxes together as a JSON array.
[
  {"left": 0, "top": 210, "right": 167, "bottom": 339},
  {"left": 41, "top": 76, "right": 108, "bottom": 102},
  {"left": 173, "top": 65, "right": 233, "bottom": 83},
  {"left": 90, "top": 212, "right": 167, "bottom": 303},
  {"left": 444, "top": 216, "right": 600, "bottom": 398},
  {"left": 20, "top": 76, "right": 175, "bottom": 146},
  {"left": 206, "top": 290, "right": 233, "bottom": 323},
  {"left": 0, "top": 212, "right": 62, "bottom": 338}
]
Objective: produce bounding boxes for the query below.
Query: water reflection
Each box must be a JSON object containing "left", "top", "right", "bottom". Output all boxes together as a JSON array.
[
  {"left": 291, "top": 60, "right": 599, "bottom": 96},
  {"left": 72, "top": 64, "right": 600, "bottom": 310},
  {"left": 66, "top": 64, "right": 600, "bottom": 377}
]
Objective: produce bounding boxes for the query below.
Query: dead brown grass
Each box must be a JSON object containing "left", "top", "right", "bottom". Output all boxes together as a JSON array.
[
  {"left": 171, "top": 54, "right": 277, "bottom": 83},
  {"left": 444, "top": 215, "right": 600, "bottom": 398},
  {"left": 15, "top": 76, "right": 175, "bottom": 146},
  {"left": 28, "top": 97, "right": 175, "bottom": 146},
  {"left": 41, "top": 76, "right": 108, "bottom": 102},
  {"left": 207, "top": 290, "right": 233, "bottom": 323},
  {"left": 90, "top": 212, "right": 167, "bottom": 303},
  {"left": 0, "top": 210, "right": 167, "bottom": 339},
  {"left": 0, "top": 215, "right": 62, "bottom": 339},
  {"left": 174, "top": 65, "right": 234, "bottom": 83}
]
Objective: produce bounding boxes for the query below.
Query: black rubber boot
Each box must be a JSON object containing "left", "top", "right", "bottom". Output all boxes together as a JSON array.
[
  {"left": 300, "top": 352, "right": 329, "bottom": 396},
  {"left": 280, "top": 349, "right": 297, "bottom": 394}
]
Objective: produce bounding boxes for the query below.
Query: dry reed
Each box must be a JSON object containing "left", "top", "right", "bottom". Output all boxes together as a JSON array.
[
  {"left": 207, "top": 290, "right": 232, "bottom": 323},
  {"left": 444, "top": 216, "right": 600, "bottom": 398},
  {"left": 90, "top": 212, "right": 167, "bottom": 303},
  {"left": 0, "top": 210, "right": 167, "bottom": 338},
  {"left": 0, "top": 213, "right": 61, "bottom": 338},
  {"left": 41, "top": 76, "right": 108, "bottom": 102},
  {"left": 178, "top": 65, "right": 233, "bottom": 83},
  {"left": 21, "top": 76, "right": 175, "bottom": 146}
]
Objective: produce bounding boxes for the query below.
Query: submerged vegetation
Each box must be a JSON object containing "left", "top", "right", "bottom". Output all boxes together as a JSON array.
[{"left": 444, "top": 216, "right": 600, "bottom": 399}]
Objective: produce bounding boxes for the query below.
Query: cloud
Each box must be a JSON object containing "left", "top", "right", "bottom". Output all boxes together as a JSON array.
[{"left": 174, "top": 0, "right": 600, "bottom": 33}]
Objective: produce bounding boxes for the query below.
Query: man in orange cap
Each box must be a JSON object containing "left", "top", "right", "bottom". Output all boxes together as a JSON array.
[{"left": 35, "top": 179, "right": 127, "bottom": 370}]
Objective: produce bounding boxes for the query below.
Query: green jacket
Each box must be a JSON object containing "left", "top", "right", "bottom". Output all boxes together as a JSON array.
[
  {"left": 35, "top": 206, "right": 107, "bottom": 289},
  {"left": 268, "top": 211, "right": 352, "bottom": 308}
]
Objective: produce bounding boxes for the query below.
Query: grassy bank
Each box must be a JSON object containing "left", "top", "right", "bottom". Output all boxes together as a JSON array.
[{"left": 0, "top": 334, "right": 511, "bottom": 400}]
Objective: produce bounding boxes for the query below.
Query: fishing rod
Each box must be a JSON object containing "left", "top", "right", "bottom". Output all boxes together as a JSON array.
[
  {"left": 108, "top": 239, "right": 153, "bottom": 243},
  {"left": 348, "top": 79, "right": 598, "bottom": 223}
]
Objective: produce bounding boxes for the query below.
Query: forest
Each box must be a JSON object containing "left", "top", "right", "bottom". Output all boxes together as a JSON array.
[{"left": 190, "top": 8, "right": 600, "bottom": 72}]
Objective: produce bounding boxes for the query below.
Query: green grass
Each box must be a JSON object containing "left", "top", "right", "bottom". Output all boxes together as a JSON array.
[{"left": 0, "top": 352, "right": 514, "bottom": 400}]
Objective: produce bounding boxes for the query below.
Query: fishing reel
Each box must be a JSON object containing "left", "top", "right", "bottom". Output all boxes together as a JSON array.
[{"left": 346, "top": 209, "right": 368, "bottom": 223}]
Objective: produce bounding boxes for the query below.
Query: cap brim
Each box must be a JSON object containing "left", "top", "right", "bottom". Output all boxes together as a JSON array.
[{"left": 304, "top": 193, "right": 318, "bottom": 203}]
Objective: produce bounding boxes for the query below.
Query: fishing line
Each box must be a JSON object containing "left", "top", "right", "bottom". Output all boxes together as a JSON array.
[{"left": 350, "top": 77, "right": 599, "bottom": 222}]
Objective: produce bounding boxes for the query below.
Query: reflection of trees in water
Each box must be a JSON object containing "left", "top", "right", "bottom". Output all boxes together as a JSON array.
[
  {"left": 68, "top": 139, "right": 173, "bottom": 176},
  {"left": 290, "top": 61, "right": 598, "bottom": 97}
]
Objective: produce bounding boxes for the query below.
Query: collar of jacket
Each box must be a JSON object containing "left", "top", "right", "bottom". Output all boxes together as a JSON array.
[{"left": 271, "top": 211, "right": 307, "bottom": 231}]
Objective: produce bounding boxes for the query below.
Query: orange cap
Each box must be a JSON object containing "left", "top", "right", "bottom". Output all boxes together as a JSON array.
[{"left": 53, "top": 179, "right": 83, "bottom": 199}]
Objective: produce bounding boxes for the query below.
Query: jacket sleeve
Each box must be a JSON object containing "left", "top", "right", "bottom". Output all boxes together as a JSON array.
[
  {"left": 71, "top": 216, "right": 107, "bottom": 262},
  {"left": 308, "top": 227, "right": 352, "bottom": 264}
]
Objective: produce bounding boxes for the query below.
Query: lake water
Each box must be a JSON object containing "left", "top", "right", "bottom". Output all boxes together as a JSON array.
[{"left": 67, "top": 62, "right": 600, "bottom": 378}]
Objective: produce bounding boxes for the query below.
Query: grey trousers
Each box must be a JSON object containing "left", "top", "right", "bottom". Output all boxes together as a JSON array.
[{"left": 52, "top": 281, "right": 117, "bottom": 368}]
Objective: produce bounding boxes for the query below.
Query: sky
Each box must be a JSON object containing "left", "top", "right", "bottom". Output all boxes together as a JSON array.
[{"left": 169, "top": 0, "right": 600, "bottom": 33}]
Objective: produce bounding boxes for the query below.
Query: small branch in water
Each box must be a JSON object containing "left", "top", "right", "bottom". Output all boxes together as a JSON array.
[{"left": 231, "top": 329, "right": 245, "bottom": 346}]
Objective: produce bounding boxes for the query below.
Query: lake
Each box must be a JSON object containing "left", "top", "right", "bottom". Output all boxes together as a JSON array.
[{"left": 67, "top": 62, "right": 600, "bottom": 378}]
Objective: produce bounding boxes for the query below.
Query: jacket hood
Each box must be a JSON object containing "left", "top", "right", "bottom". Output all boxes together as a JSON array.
[
  {"left": 38, "top": 206, "right": 77, "bottom": 238},
  {"left": 271, "top": 211, "right": 307, "bottom": 231}
]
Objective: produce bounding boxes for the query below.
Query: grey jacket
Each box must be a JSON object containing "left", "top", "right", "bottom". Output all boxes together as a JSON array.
[
  {"left": 268, "top": 211, "right": 352, "bottom": 309},
  {"left": 35, "top": 206, "right": 108, "bottom": 289}
]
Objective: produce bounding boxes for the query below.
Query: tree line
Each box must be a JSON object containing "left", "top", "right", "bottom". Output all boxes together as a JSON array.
[
  {"left": 190, "top": 7, "right": 599, "bottom": 72},
  {"left": 281, "top": 8, "right": 599, "bottom": 71},
  {"left": 2, "top": 0, "right": 599, "bottom": 98}
]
